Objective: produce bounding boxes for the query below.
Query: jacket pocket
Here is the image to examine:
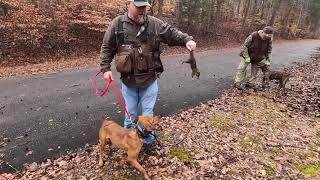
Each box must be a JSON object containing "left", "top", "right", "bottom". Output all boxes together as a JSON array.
[{"left": 115, "top": 50, "right": 133, "bottom": 74}]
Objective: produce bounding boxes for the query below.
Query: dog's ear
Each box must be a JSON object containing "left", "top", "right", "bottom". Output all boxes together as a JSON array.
[
  {"left": 138, "top": 116, "right": 154, "bottom": 131},
  {"left": 138, "top": 115, "right": 147, "bottom": 124}
]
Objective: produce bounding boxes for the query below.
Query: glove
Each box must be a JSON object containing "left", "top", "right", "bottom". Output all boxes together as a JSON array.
[
  {"left": 244, "top": 57, "right": 251, "bottom": 64},
  {"left": 264, "top": 58, "right": 271, "bottom": 66}
]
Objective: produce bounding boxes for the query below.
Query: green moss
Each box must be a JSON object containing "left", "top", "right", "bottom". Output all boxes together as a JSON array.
[
  {"left": 244, "top": 108, "right": 268, "bottom": 121},
  {"left": 170, "top": 146, "right": 192, "bottom": 163},
  {"left": 239, "top": 138, "right": 252, "bottom": 149},
  {"left": 300, "top": 162, "right": 320, "bottom": 177},
  {"left": 226, "top": 170, "right": 237, "bottom": 176},
  {"left": 157, "top": 131, "right": 175, "bottom": 143},
  {"left": 276, "top": 120, "right": 291, "bottom": 129},
  {"left": 239, "top": 135, "right": 261, "bottom": 150},
  {"left": 244, "top": 95, "right": 266, "bottom": 103},
  {"left": 210, "top": 113, "right": 237, "bottom": 131},
  {"left": 244, "top": 95, "right": 287, "bottom": 112},
  {"left": 122, "top": 175, "right": 144, "bottom": 180},
  {"left": 159, "top": 136, "right": 175, "bottom": 143},
  {"left": 267, "top": 147, "right": 284, "bottom": 155},
  {"left": 309, "top": 144, "right": 320, "bottom": 154},
  {"left": 259, "top": 166, "right": 276, "bottom": 176},
  {"left": 274, "top": 102, "right": 287, "bottom": 112},
  {"left": 265, "top": 165, "right": 276, "bottom": 176}
]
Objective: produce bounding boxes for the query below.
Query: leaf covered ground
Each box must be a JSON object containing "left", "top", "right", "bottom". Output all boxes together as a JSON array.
[{"left": 1, "top": 55, "right": 320, "bottom": 179}]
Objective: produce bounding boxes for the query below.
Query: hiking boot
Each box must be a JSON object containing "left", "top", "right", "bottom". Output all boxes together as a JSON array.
[
  {"left": 234, "top": 82, "right": 245, "bottom": 90},
  {"left": 245, "top": 82, "right": 256, "bottom": 88}
]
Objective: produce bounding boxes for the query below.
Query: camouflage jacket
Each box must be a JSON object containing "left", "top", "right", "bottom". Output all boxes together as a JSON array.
[
  {"left": 239, "top": 31, "right": 272, "bottom": 64},
  {"left": 100, "top": 13, "right": 193, "bottom": 88}
]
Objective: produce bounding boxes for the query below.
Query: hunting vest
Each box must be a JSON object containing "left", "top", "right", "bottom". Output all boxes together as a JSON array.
[
  {"left": 114, "top": 15, "right": 163, "bottom": 89},
  {"left": 248, "top": 32, "right": 271, "bottom": 64}
]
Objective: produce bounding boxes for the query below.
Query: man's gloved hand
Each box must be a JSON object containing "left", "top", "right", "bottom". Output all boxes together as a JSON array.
[
  {"left": 244, "top": 57, "right": 251, "bottom": 64},
  {"left": 264, "top": 58, "right": 271, "bottom": 66}
]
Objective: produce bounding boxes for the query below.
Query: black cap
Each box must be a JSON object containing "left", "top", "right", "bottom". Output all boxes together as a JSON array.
[
  {"left": 263, "top": 26, "right": 273, "bottom": 34},
  {"left": 129, "top": 0, "right": 150, "bottom": 7}
]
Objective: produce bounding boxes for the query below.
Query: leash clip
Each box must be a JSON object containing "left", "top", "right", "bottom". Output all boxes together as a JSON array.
[{"left": 138, "top": 47, "right": 142, "bottom": 55}]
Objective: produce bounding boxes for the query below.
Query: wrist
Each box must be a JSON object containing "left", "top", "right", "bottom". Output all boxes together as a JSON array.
[
  {"left": 101, "top": 67, "right": 111, "bottom": 73},
  {"left": 185, "top": 36, "right": 194, "bottom": 45}
]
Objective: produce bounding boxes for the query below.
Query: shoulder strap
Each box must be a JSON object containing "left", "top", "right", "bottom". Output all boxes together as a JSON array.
[
  {"left": 117, "top": 15, "right": 124, "bottom": 33},
  {"left": 115, "top": 15, "right": 125, "bottom": 48}
]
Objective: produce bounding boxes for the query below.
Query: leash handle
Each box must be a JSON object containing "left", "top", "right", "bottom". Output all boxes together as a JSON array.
[
  {"left": 92, "top": 71, "right": 112, "bottom": 97},
  {"left": 93, "top": 71, "right": 134, "bottom": 123}
]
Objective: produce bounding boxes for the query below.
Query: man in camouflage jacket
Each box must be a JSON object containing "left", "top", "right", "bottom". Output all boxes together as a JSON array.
[
  {"left": 100, "top": 0, "right": 196, "bottom": 145},
  {"left": 234, "top": 26, "right": 273, "bottom": 89}
]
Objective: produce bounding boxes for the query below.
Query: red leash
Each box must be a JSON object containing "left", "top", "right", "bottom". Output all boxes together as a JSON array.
[{"left": 93, "top": 71, "right": 132, "bottom": 120}]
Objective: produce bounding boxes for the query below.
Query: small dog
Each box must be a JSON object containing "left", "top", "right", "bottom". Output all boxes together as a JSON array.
[
  {"left": 98, "top": 115, "right": 160, "bottom": 180},
  {"left": 265, "top": 70, "right": 291, "bottom": 93}
]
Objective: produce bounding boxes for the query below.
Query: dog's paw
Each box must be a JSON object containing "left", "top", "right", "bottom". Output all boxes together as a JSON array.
[{"left": 144, "top": 174, "right": 151, "bottom": 180}]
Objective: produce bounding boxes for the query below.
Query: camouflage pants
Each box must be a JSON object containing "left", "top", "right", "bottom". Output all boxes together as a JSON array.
[{"left": 235, "top": 58, "right": 270, "bottom": 85}]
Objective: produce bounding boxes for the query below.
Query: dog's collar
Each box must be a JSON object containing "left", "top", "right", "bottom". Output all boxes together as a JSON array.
[
  {"left": 136, "top": 127, "right": 151, "bottom": 139},
  {"left": 134, "top": 122, "right": 151, "bottom": 139},
  {"left": 134, "top": 125, "right": 163, "bottom": 147}
]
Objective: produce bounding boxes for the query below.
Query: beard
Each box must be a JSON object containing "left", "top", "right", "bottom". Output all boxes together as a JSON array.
[{"left": 137, "top": 14, "right": 145, "bottom": 24}]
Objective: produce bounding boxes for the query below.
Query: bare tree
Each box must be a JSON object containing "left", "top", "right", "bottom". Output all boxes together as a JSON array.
[
  {"left": 236, "top": 0, "right": 242, "bottom": 17},
  {"left": 213, "top": 0, "right": 224, "bottom": 35},
  {"left": 0, "top": 0, "right": 8, "bottom": 16},
  {"left": 267, "top": 0, "right": 282, "bottom": 26},
  {"left": 158, "top": 0, "right": 164, "bottom": 16},
  {"left": 241, "top": 0, "right": 252, "bottom": 28},
  {"left": 174, "top": 0, "right": 319, "bottom": 38}
]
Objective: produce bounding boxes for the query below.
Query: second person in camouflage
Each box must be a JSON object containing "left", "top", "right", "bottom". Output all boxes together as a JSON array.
[{"left": 234, "top": 26, "right": 273, "bottom": 90}]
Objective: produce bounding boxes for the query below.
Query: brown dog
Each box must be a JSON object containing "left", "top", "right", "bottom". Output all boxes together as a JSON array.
[
  {"left": 98, "top": 115, "right": 160, "bottom": 180},
  {"left": 265, "top": 70, "right": 291, "bottom": 94}
]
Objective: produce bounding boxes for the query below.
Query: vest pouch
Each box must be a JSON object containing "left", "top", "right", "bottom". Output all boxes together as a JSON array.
[
  {"left": 152, "top": 51, "right": 164, "bottom": 73},
  {"left": 115, "top": 46, "right": 133, "bottom": 74},
  {"left": 134, "top": 47, "right": 150, "bottom": 72}
]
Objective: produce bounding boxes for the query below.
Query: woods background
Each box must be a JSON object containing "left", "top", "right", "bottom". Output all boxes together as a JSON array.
[{"left": 0, "top": 0, "right": 319, "bottom": 66}]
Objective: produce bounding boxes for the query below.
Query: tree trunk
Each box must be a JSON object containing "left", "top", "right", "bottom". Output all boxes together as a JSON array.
[
  {"left": 252, "top": 0, "right": 260, "bottom": 14},
  {"left": 150, "top": 0, "right": 155, "bottom": 15},
  {"left": 158, "top": 0, "right": 164, "bottom": 16},
  {"left": 259, "top": 0, "right": 266, "bottom": 19},
  {"left": 236, "top": 0, "right": 242, "bottom": 17},
  {"left": 295, "top": 5, "right": 303, "bottom": 30},
  {"left": 213, "top": 0, "right": 223, "bottom": 35},
  {"left": 267, "top": 0, "right": 282, "bottom": 26},
  {"left": 207, "top": 0, "right": 215, "bottom": 31},
  {"left": 280, "top": 3, "right": 293, "bottom": 38},
  {"left": 242, "top": 0, "right": 252, "bottom": 28},
  {"left": 0, "top": 0, "right": 8, "bottom": 16},
  {"left": 175, "top": 0, "right": 181, "bottom": 25}
]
